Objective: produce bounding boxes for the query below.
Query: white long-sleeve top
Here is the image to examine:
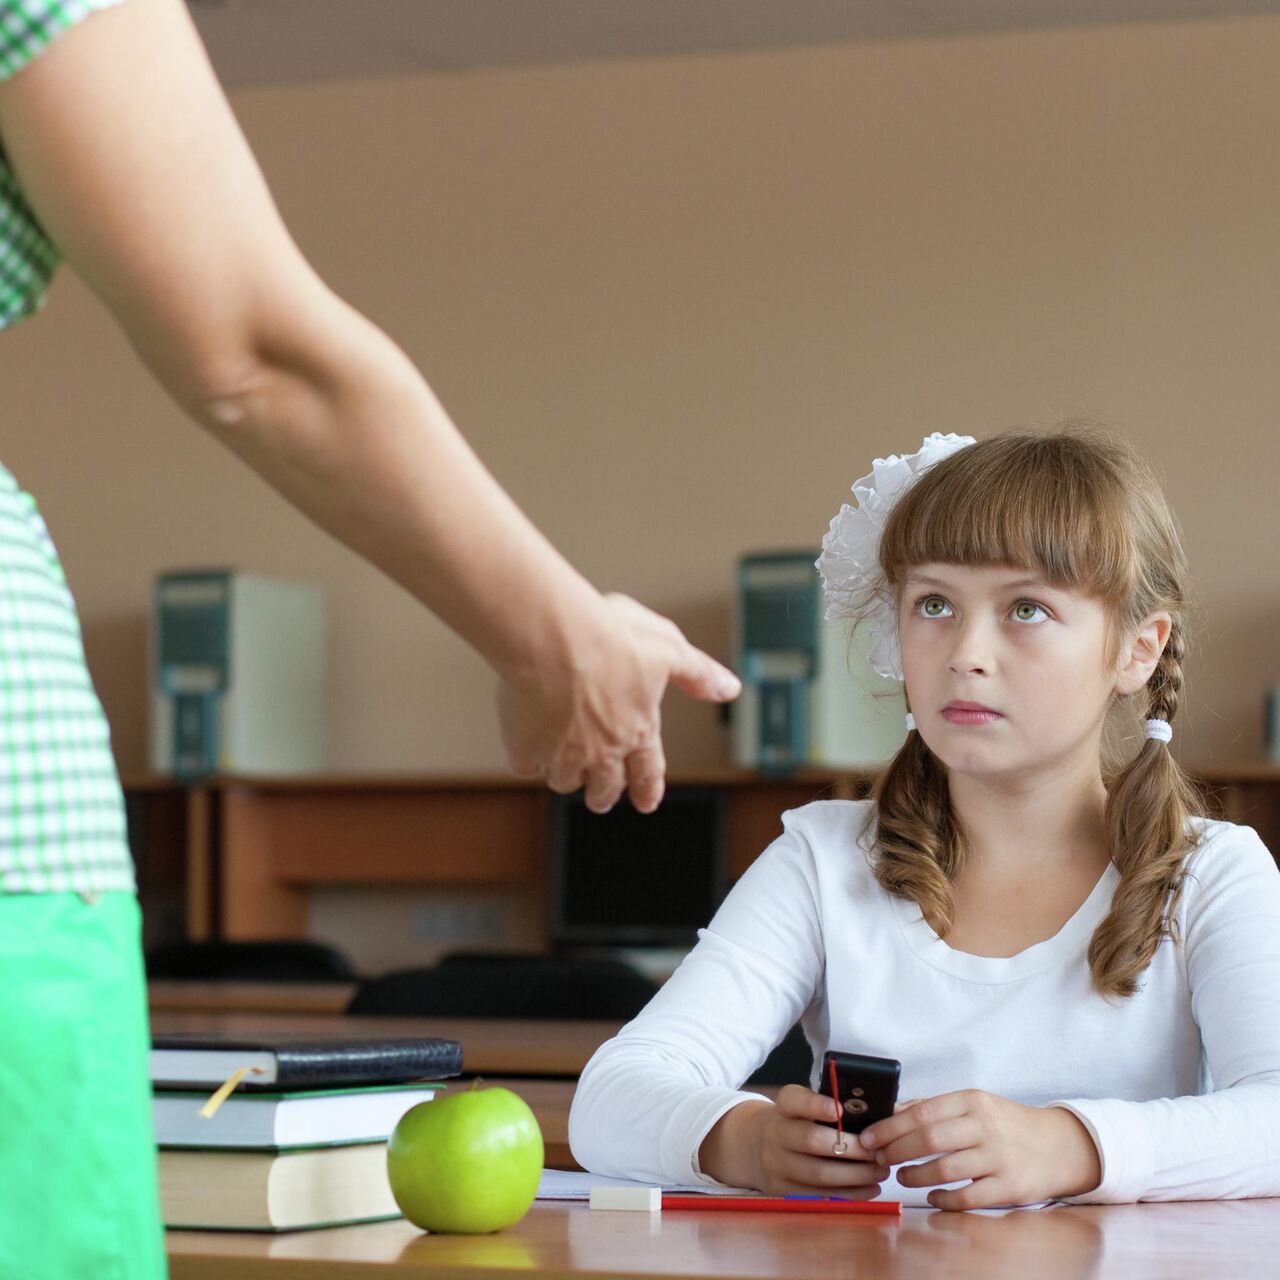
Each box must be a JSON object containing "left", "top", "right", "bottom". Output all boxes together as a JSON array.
[{"left": 569, "top": 800, "right": 1280, "bottom": 1205}]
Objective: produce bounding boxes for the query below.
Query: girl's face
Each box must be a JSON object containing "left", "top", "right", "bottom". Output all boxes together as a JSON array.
[{"left": 897, "top": 563, "right": 1122, "bottom": 783}]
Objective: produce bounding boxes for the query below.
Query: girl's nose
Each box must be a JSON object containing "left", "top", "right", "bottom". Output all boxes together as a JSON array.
[{"left": 947, "top": 622, "right": 994, "bottom": 676}]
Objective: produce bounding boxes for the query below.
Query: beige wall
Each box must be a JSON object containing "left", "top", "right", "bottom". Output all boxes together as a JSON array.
[{"left": 5, "top": 15, "right": 1280, "bottom": 787}]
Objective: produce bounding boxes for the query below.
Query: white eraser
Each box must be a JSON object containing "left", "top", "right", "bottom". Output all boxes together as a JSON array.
[{"left": 589, "top": 1185, "right": 662, "bottom": 1212}]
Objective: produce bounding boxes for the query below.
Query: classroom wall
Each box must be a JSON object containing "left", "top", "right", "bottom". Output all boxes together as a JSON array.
[{"left": 4, "top": 14, "right": 1279, "bottom": 797}]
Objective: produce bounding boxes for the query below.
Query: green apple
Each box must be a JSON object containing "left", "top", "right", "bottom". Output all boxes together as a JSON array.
[{"left": 386, "top": 1084, "right": 544, "bottom": 1234}]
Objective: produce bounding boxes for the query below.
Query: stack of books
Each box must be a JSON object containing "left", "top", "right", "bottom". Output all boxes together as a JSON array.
[{"left": 151, "top": 1031, "right": 463, "bottom": 1231}]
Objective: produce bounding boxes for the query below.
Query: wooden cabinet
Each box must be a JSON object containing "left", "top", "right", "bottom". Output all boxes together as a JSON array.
[
  {"left": 215, "top": 779, "right": 551, "bottom": 937},
  {"left": 124, "top": 778, "right": 213, "bottom": 950},
  {"left": 1192, "top": 766, "right": 1280, "bottom": 847},
  {"left": 123, "top": 766, "right": 1280, "bottom": 945}
]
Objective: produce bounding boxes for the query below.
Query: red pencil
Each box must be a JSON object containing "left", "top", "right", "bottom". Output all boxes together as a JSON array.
[{"left": 661, "top": 1196, "right": 901, "bottom": 1216}]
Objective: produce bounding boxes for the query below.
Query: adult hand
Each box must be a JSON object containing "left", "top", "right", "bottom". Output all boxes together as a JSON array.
[
  {"left": 496, "top": 593, "right": 741, "bottom": 815},
  {"left": 744, "top": 1085, "right": 890, "bottom": 1197},
  {"left": 857, "top": 1090, "right": 1103, "bottom": 1209}
]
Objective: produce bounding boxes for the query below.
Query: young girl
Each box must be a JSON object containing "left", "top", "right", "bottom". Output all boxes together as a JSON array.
[{"left": 569, "top": 425, "right": 1280, "bottom": 1209}]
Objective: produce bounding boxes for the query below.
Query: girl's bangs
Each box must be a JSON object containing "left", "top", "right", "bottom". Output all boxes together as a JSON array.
[{"left": 879, "top": 439, "right": 1135, "bottom": 604}]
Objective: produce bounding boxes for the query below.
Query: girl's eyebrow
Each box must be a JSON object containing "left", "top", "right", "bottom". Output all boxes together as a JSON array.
[{"left": 905, "top": 573, "right": 1055, "bottom": 593}]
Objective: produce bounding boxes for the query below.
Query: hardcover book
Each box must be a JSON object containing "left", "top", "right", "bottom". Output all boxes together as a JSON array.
[
  {"left": 151, "top": 1031, "right": 463, "bottom": 1090},
  {"left": 159, "top": 1143, "right": 400, "bottom": 1231},
  {"left": 154, "top": 1081, "right": 443, "bottom": 1148}
]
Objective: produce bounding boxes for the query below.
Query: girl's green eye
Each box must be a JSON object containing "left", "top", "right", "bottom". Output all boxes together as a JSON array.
[
  {"left": 1013, "top": 601, "right": 1046, "bottom": 623},
  {"left": 920, "top": 597, "right": 950, "bottom": 618}
]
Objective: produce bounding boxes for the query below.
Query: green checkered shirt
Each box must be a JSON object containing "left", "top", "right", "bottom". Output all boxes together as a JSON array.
[
  {"left": 0, "top": 465, "right": 135, "bottom": 893},
  {"left": 2, "top": 0, "right": 134, "bottom": 893},
  {"left": 1, "top": 0, "right": 127, "bottom": 327}
]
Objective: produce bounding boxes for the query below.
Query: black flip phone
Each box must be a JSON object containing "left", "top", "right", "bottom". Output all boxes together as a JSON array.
[{"left": 818, "top": 1050, "right": 901, "bottom": 1135}]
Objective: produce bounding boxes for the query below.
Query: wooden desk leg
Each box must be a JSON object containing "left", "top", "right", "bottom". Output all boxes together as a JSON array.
[
  {"left": 184, "top": 787, "right": 214, "bottom": 941},
  {"left": 221, "top": 786, "right": 309, "bottom": 938}
]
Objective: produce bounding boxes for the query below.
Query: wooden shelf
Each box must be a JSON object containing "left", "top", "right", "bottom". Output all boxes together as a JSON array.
[
  {"left": 118, "top": 767, "right": 874, "bottom": 791},
  {"left": 119, "top": 761, "right": 1280, "bottom": 792},
  {"left": 124, "top": 765, "right": 1280, "bottom": 945}
]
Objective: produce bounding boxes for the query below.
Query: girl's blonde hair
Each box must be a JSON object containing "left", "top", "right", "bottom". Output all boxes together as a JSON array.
[{"left": 862, "top": 424, "right": 1203, "bottom": 999}]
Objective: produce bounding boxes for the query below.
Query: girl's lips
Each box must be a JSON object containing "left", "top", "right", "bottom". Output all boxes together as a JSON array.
[{"left": 940, "top": 707, "right": 1003, "bottom": 726}]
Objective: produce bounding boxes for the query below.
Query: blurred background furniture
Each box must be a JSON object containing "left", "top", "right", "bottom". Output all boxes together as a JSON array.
[
  {"left": 145, "top": 938, "right": 357, "bottom": 983},
  {"left": 346, "top": 954, "right": 659, "bottom": 1021}
]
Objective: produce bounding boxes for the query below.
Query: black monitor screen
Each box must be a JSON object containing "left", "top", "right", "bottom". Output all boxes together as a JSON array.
[{"left": 549, "top": 788, "right": 729, "bottom": 948}]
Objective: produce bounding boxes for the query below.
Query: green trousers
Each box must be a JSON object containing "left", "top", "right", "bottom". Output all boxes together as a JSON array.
[{"left": 0, "top": 891, "right": 166, "bottom": 1280}]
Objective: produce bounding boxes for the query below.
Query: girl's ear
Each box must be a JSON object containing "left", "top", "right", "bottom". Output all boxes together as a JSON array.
[{"left": 1113, "top": 611, "right": 1172, "bottom": 697}]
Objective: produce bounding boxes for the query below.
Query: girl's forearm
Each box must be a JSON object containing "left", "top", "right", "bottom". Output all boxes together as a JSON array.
[{"left": 697, "top": 1100, "right": 770, "bottom": 1189}]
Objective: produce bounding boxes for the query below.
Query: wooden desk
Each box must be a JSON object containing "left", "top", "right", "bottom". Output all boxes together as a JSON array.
[
  {"left": 149, "top": 1011, "right": 623, "bottom": 1078},
  {"left": 166, "top": 1197, "right": 1280, "bottom": 1280},
  {"left": 149, "top": 981, "right": 357, "bottom": 1015}
]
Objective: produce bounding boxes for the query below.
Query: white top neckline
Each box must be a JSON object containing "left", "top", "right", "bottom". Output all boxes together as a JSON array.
[{"left": 888, "top": 859, "right": 1122, "bottom": 984}]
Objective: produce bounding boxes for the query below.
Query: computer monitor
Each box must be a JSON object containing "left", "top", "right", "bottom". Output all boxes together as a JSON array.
[{"left": 548, "top": 787, "right": 730, "bottom": 949}]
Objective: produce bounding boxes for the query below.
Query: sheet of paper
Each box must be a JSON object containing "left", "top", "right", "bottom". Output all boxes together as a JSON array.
[
  {"left": 538, "top": 1167, "right": 1056, "bottom": 1211},
  {"left": 536, "top": 1169, "right": 751, "bottom": 1200},
  {"left": 901, "top": 1203, "right": 1058, "bottom": 1215}
]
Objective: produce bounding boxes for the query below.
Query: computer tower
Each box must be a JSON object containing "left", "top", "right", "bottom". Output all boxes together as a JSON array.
[
  {"left": 149, "top": 570, "right": 326, "bottom": 778},
  {"left": 731, "top": 551, "right": 906, "bottom": 771}
]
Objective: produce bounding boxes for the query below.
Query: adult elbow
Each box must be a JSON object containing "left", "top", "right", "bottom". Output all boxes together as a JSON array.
[
  {"left": 185, "top": 350, "right": 271, "bottom": 440},
  {"left": 147, "top": 265, "right": 340, "bottom": 442},
  {"left": 132, "top": 307, "right": 275, "bottom": 442}
]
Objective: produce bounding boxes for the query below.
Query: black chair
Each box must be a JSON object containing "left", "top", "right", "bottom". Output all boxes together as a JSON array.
[
  {"left": 145, "top": 939, "right": 358, "bottom": 983},
  {"left": 346, "top": 954, "right": 660, "bottom": 1021},
  {"left": 746, "top": 1023, "right": 814, "bottom": 1086}
]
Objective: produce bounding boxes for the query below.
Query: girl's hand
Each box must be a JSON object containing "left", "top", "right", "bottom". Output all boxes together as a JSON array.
[
  {"left": 858, "top": 1091, "right": 1103, "bottom": 1210},
  {"left": 749, "top": 1085, "right": 891, "bottom": 1197}
]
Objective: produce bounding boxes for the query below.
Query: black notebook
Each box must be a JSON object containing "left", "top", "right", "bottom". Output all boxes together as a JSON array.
[{"left": 150, "top": 1031, "right": 463, "bottom": 1090}]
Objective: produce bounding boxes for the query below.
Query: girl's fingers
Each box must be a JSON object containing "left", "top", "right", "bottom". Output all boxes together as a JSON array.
[
  {"left": 860, "top": 1091, "right": 972, "bottom": 1153},
  {"left": 775, "top": 1085, "right": 840, "bottom": 1125},
  {"left": 926, "top": 1176, "right": 1009, "bottom": 1212},
  {"left": 776, "top": 1151, "right": 890, "bottom": 1193},
  {"left": 780, "top": 1115, "right": 864, "bottom": 1160},
  {"left": 767, "top": 1175, "right": 887, "bottom": 1200},
  {"left": 876, "top": 1116, "right": 982, "bottom": 1168},
  {"left": 894, "top": 1146, "right": 993, "bottom": 1189}
]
